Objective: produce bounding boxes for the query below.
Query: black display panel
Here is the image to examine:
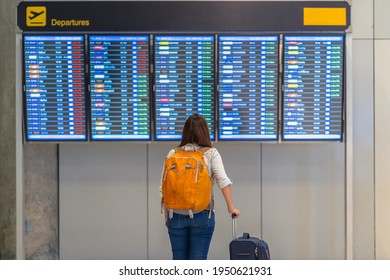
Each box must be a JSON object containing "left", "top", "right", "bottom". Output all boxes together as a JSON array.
[
  {"left": 218, "top": 36, "right": 279, "bottom": 140},
  {"left": 89, "top": 35, "right": 150, "bottom": 140},
  {"left": 23, "top": 35, "right": 87, "bottom": 141},
  {"left": 154, "top": 35, "right": 215, "bottom": 141},
  {"left": 282, "top": 35, "right": 344, "bottom": 140}
]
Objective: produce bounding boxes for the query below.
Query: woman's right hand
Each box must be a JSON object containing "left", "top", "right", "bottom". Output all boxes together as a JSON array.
[{"left": 229, "top": 207, "right": 240, "bottom": 218}]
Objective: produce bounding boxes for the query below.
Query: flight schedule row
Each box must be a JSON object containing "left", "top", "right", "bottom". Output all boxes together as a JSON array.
[{"left": 23, "top": 34, "right": 345, "bottom": 141}]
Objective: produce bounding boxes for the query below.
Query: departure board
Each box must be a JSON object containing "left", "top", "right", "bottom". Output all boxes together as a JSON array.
[
  {"left": 154, "top": 35, "right": 215, "bottom": 141},
  {"left": 23, "top": 35, "right": 87, "bottom": 141},
  {"left": 89, "top": 35, "right": 150, "bottom": 140},
  {"left": 282, "top": 35, "right": 344, "bottom": 140},
  {"left": 218, "top": 36, "right": 279, "bottom": 140}
]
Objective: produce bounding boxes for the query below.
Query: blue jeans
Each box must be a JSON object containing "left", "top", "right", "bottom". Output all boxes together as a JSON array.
[{"left": 166, "top": 210, "right": 215, "bottom": 260}]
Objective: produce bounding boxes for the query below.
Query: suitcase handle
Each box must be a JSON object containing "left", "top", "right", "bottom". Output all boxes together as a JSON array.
[
  {"left": 232, "top": 214, "right": 250, "bottom": 240},
  {"left": 232, "top": 214, "right": 237, "bottom": 239}
]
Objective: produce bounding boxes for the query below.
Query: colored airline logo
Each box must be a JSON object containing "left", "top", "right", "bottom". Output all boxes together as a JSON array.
[{"left": 26, "top": 6, "right": 46, "bottom": 27}]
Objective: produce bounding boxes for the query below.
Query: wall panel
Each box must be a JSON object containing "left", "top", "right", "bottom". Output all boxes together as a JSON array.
[
  {"left": 352, "top": 0, "right": 373, "bottom": 39},
  {"left": 374, "top": 0, "right": 390, "bottom": 39},
  {"left": 352, "top": 39, "right": 374, "bottom": 259},
  {"left": 147, "top": 143, "right": 174, "bottom": 260},
  {"left": 374, "top": 40, "right": 390, "bottom": 259},
  {"left": 262, "top": 143, "right": 345, "bottom": 259},
  {"left": 59, "top": 143, "right": 148, "bottom": 259}
]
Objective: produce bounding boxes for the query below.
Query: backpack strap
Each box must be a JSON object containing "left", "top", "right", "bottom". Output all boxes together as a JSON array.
[
  {"left": 198, "top": 147, "right": 211, "bottom": 154},
  {"left": 198, "top": 146, "right": 213, "bottom": 216},
  {"left": 175, "top": 146, "right": 211, "bottom": 154},
  {"left": 168, "top": 209, "right": 173, "bottom": 219}
]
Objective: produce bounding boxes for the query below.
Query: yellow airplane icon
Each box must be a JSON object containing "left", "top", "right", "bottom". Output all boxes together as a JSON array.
[
  {"left": 29, "top": 10, "right": 44, "bottom": 20},
  {"left": 26, "top": 7, "right": 46, "bottom": 27}
]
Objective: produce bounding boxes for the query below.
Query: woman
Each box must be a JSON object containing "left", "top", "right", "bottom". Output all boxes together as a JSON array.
[{"left": 160, "top": 113, "right": 240, "bottom": 260}]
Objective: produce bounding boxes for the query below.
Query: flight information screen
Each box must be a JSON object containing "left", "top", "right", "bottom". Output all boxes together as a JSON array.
[
  {"left": 154, "top": 35, "right": 215, "bottom": 141},
  {"left": 23, "top": 35, "right": 87, "bottom": 141},
  {"left": 218, "top": 36, "right": 279, "bottom": 140},
  {"left": 282, "top": 35, "right": 344, "bottom": 140},
  {"left": 89, "top": 35, "right": 150, "bottom": 140}
]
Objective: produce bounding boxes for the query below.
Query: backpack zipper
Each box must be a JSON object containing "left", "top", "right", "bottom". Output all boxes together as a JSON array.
[
  {"left": 163, "top": 164, "right": 176, "bottom": 182},
  {"left": 168, "top": 156, "right": 200, "bottom": 183}
]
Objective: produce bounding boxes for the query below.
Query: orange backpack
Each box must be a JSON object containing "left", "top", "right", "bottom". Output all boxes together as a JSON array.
[{"left": 162, "top": 147, "right": 212, "bottom": 211}]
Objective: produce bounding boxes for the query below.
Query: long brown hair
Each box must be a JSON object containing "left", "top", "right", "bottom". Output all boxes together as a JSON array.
[{"left": 179, "top": 114, "right": 212, "bottom": 148}]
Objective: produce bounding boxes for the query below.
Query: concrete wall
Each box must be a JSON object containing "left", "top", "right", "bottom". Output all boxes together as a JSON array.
[
  {"left": 0, "top": 0, "right": 16, "bottom": 260},
  {"left": 24, "top": 144, "right": 58, "bottom": 259}
]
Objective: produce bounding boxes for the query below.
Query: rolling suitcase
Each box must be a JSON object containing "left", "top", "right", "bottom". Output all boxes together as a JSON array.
[{"left": 229, "top": 215, "right": 271, "bottom": 260}]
